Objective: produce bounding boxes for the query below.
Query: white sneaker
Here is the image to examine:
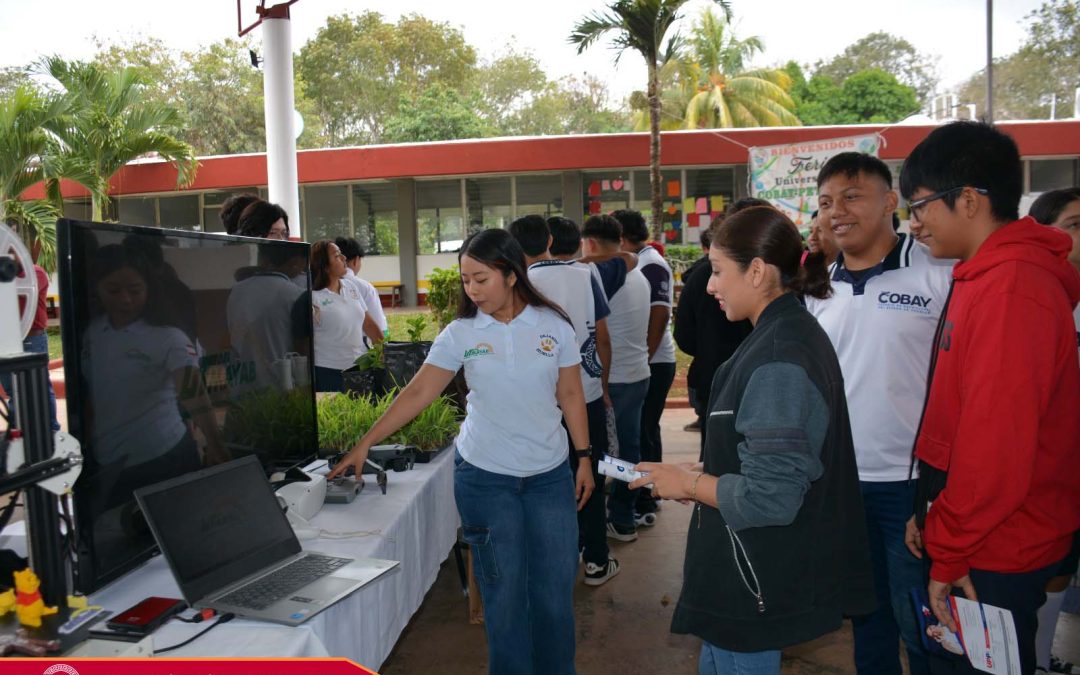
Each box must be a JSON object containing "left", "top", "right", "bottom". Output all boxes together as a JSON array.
[
  {"left": 605, "top": 522, "right": 638, "bottom": 542},
  {"left": 635, "top": 512, "right": 657, "bottom": 527},
  {"left": 584, "top": 558, "right": 620, "bottom": 586}
]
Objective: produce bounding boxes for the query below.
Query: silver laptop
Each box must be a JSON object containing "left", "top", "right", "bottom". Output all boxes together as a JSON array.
[{"left": 134, "top": 454, "right": 397, "bottom": 626}]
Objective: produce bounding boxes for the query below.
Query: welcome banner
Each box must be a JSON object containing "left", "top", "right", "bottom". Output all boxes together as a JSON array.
[{"left": 748, "top": 134, "right": 880, "bottom": 227}]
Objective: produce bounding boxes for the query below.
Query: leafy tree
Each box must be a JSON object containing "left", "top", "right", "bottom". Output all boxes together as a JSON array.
[
  {"left": 506, "top": 75, "right": 629, "bottom": 136},
  {"left": 815, "top": 31, "right": 939, "bottom": 103},
  {"left": 958, "top": 0, "right": 1080, "bottom": 120},
  {"left": 785, "top": 61, "right": 919, "bottom": 125},
  {"left": 41, "top": 57, "right": 197, "bottom": 221},
  {"left": 0, "top": 66, "right": 38, "bottom": 99},
  {"left": 297, "top": 12, "right": 477, "bottom": 145},
  {"left": 571, "top": 0, "right": 731, "bottom": 240},
  {"left": 472, "top": 49, "right": 549, "bottom": 131},
  {"left": 383, "top": 84, "right": 492, "bottom": 143}
]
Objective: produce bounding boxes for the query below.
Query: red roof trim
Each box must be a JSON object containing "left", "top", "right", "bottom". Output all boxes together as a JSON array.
[{"left": 20, "top": 121, "right": 1080, "bottom": 200}]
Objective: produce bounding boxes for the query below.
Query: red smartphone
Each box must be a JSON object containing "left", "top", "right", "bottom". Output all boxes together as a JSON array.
[{"left": 106, "top": 597, "right": 187, "bottom": 634}]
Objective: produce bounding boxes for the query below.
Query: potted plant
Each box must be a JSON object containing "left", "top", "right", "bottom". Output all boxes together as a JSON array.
[
  {"left": 317, "top": 390, "right": 460, "bottom": 462},
  {"left": 382, "top": 314, "right": 432, "bottom": 388}
]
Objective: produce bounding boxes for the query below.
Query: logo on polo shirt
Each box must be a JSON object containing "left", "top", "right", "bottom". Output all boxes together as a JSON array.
[
  {"left": 877, "top": 291, "right": 933, "bottom": 315},
  {"left": 464, "top": 343, "right": 494, "bottom": 359},
  {"left": 537, "top": 334, "right": 558, "bottom": 357}
]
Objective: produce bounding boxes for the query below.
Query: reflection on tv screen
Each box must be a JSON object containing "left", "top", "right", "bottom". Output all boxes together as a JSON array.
[{"left": 58, "top": 219, "right": 317, "bottom": 593}]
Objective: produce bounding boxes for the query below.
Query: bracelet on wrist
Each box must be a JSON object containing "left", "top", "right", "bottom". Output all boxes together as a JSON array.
[
  {"left": 575, "top": 447, "right": 592, "bottom": 459},
  {"left": 690, "top": 472, "right": 703, "bottom": 502}
]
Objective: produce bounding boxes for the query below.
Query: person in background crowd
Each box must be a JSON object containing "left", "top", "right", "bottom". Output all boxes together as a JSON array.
[
  {"left": 581, "top": 214, "right": 652, "bottom": 541},
  {"left": 509, "top": 214, "right": 619, "bottom": 586},
  {"left": 0, "top": 221, "right": 60, "bottom": 431},
  {"left": 809, "top": 152, "right": 953, "bottom": 675},
  {"left": 807, "top": 209, "right": 839, "bottom": 267},
  {"left": 220, "top": 193, "right": 262, "bottom": 235},
  {"left": 633, "top": 206, "right": 874, "bottom": 675},
  {"left": 309, "top": 241, "right": 382, "bottom": 392},
  {"left": 330, "top": 228, "right": 593, "bottom": 675},
  {"left": 335, "top": 237, "right": 388, "bottom": 335},
  {"left": 614, "top": 209, "right": 676, "bottom": 522},
  {"left": 237, "top": 201, "right": 289, "bottom": 240},
  {"left": 900, "top": 121, "right": 1080, "bottom": 675},
  {"left": 674, "top": 204, "right": 755, "bottom": 442},
  {"left": 1027, "top": 187, "right": 1080, "bottom": 675}
]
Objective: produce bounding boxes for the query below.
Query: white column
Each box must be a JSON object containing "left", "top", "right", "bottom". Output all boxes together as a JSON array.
[{"left": 262, "top": 16, "right": 300, "bottom": 235}]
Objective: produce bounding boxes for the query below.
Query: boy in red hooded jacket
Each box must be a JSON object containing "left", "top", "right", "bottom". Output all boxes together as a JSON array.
[{"left": 899, "top": 121, "right": 1080, "bottom": 674}]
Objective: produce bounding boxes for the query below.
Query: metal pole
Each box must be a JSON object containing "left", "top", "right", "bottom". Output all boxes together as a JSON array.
[
  {"left": 986, "top": 0, "right": 994, "bottom": 123},
  {"left": 262, "top": 7, "right": 300, "bottom": 234}
]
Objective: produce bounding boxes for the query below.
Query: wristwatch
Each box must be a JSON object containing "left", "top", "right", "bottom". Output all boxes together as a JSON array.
[{"left": 575, "top": 447, "right": 592, "bottom": 459}]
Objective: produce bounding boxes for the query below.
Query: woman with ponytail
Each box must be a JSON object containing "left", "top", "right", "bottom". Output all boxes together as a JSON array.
[
  {"left": 330, "top": 228, "right": 592, "bottom": 674},
  {"left": 631, "top": 206, "right": 873, "bottom": 674}
]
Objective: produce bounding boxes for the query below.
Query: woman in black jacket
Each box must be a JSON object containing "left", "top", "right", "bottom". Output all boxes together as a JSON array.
[{"left": 633, "top": 206, "right": 874, "bottom": 674}]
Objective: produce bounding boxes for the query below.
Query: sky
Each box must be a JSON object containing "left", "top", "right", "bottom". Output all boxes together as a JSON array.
[{"left": 0, "top": 0, "right": 1044, "bottom": 106}]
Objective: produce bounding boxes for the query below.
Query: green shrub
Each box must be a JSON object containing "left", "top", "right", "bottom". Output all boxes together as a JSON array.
[
  {"left": 425, "top": 265, "right": 460, "bottom": 329},
  {"left": 664, "top": 244, "right": 704, "bottom": 279}
]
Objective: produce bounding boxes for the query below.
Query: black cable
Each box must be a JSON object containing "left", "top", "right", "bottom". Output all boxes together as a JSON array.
[{"left": 154, "top": 613, "right": 235, "bottom": 654}]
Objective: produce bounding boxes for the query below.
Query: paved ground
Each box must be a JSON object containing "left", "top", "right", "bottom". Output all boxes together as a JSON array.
[{"left": 380, "top": 407, "right": 1080, "bottom": 675}]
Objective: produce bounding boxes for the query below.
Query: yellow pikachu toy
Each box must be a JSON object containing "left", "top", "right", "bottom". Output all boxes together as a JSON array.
[
  {"left": 13, "top": 569, "right": 57, "bottom": 628},
  {"left": 0, "top": 588, "right": 14, "bottom": 616}
]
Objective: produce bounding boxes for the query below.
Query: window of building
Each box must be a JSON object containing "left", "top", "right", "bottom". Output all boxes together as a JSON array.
[
  {"left": 158, "top": 195, "right": 200, "bottom": 231},
  {"left": 633, "top": 169, "right": 685, "bottom": 244},
  {"left": 582, "top": 171, "right": 631, "bottom": 220},
  {"left": 466, "top": 177, "right": 512, "bottom": 232},
  {"left": 684, "top": 168, "right": 735, "bottom": 239},
  {"left": 62, "top": 198, "right": 92, "bottom": 222},
  {"left": 303, "top": 184, "right": 350, "bottom": 242},
  {"left": 201, "top": 187, "right": 261, "bottom": 233},
  {"left": 1030, "top": 158, "right": 1078, "bottom": 193},
  {"left": 351, "top": 182, "right": 398, "bottom": 255},
  {"left": 417, "top": 179, "right": 465, "bottom": 254},
  {"left": 117, "top": 196, "right": 156, "bottom": 227},
  {"left": 515, "top": 174, "right": 562, "bottom": 219}
]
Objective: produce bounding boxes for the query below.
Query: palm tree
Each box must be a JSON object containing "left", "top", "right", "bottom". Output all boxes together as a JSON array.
[
  {"left": 42, "top": 57, "right": 197, "bottom": 222},
  {"left": 681, "top": 9, "right": 799, "bottom": 128},
  {"left": 0, "top": 86, "right": 74, "bottom": 272},
  {"left": 570, "top": 0, "right": 731, "bottom": 240}
]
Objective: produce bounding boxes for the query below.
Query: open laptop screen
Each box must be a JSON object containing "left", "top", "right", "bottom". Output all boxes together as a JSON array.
[{"left": 135, "top": 455, "right": 301, "bottom": 603}]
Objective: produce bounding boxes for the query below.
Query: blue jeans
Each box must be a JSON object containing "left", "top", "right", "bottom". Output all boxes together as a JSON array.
[
  {"left": 699, "top": 641, "right": 780, "bottom": 675},
  {"left": 607, "top": 377, "right": 649, "bottom": 529},
  {"left": 454, "top": 451, "right": 579, "bottom": 675},
  {"left": 0, "top": 332, "right": 60, "bottom": 432},
  {"left": 853, "top": 480, "right": 929, "bottom": 675}
]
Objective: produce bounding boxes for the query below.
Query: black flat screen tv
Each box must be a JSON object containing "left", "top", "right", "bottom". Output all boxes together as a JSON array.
[{"left": 57, "top": 219, "right": 317, "bottom": 593}]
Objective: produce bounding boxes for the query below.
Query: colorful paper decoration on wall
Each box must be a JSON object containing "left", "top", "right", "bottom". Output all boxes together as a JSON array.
[
  {"left": 588, "top": 181, "right": 600, "bottom": 197},
  {"left": 588, "top": 201, "right": 601, "bottom": 214},
  {"left": 711, "top": 195, "right": 726, "bottom": 212},
  {"left": 684, "top": 198, "right": 695, "bottom": 214},
  {"left": 666, "top": 180, "right": 681, "bottom": 197},
  {"left": 612, "top": 179, "right": 624, "bottom": 191},
  {"left": 601, "top": 180, "right": 611, "bottom": 191},
  {"left": 696, "top": 197, "right": 708, "bottom": 214}
]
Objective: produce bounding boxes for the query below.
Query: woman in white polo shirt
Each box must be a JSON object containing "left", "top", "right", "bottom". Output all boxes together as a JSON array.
[
  {"left": 310, "top": 241, "right": 383, "bottom": 392},
  {"left": 330, "top": 228, "right": 594, "bottom": 674}
]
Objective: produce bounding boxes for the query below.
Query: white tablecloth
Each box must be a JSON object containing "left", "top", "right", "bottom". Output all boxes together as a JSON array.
[{"left": 0, "top": 447, "right": 459, "bottom": 670}]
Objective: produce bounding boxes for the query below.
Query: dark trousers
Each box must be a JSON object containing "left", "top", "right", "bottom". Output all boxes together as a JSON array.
[
  {"left": 637, "top": 361, "right": 675, "bottom": 514},
  {"left": 314, "top": 365, "right": 345, "bottom": 393},
  {"left": 568, "top": 397, "right": 610, "bottom": 567},
  {"left": 853, "top": 480, "right": 929, "bottom": 675},
  {"left": 927, "top": 562, "right": 1058, "bottom": 675}
]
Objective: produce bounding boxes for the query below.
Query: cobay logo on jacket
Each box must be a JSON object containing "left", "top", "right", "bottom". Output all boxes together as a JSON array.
[{"left": 877, "top": 290, "right": 933, "bottom": 314}]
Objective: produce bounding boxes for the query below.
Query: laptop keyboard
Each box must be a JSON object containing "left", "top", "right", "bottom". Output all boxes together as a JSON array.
[{"left": 217, "top": 554, "right": 352, "bottom": 610}]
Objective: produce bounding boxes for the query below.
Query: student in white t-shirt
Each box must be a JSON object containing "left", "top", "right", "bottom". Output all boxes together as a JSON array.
[
  {"left": 335, "top": 236, "right": 388, "bottom": 334},
  {"left": 582, "top": 214, "right": 653, "bottom": 541},
  {"left": 614, "top": 209, "right": 676, "bottom": 519},
  {"left": 807, "top": 153, "right": 953, "bottom": 675},
  {"left": 309, "top": 241, "right": 383, "bottom": 392},
  {"left": 330, "top": 228, "right": 593, "bottom": 674},
  {"left": 509, "top": 214, "right": 619, "bottom": 586}
]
